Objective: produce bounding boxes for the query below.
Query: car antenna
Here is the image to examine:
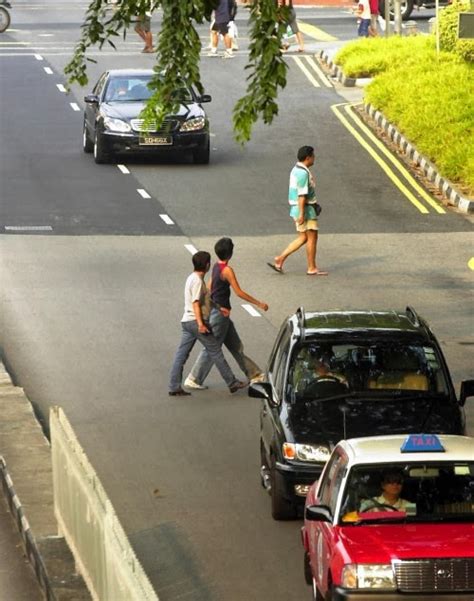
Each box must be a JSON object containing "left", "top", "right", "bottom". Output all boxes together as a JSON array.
[{"left": 296, "top": 306, "right": 306, "bottom": 341}]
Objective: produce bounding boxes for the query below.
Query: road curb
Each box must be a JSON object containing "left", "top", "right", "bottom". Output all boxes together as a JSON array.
[
  {"left": 364, "top": 104, "right": 474, "bottom": 214},
  {"left": 317, "top": 49, "right": 473, "bottom": 214},
  {"left": 0, "top": 359, "right": 90, "bottom": 601}
]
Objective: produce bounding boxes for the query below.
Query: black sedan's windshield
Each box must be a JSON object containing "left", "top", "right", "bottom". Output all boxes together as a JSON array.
[
  {"left": 289, "top": 341, "right": 449, "bottom": 400},
  {"left": 339, "top": 462, "right": 474, "bottom": 525},
  {"left": 104, "top": 76, "right": 193, "bottom": 103}
]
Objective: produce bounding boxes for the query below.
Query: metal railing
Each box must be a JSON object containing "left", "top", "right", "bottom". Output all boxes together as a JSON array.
[{"left": 50, "top": 406, "right": 158, "bottom": 601}]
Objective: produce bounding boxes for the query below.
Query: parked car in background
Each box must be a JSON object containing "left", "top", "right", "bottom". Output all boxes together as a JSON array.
[
  {"left": 83, "top": 69, "right": 211, "bottom": 164},
  {"left": 378, "top": 0, "right": 450, "bottom": 20},
  {"left": 249, "top": 307, "right": 474, "bottom": 520},
  {"left": 302, "top": 434, "right": 474, "bottom": 600}
]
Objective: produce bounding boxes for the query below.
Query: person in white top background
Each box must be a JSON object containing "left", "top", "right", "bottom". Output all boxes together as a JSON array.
[{"left": 355, "top": 0, "right": 371, "bottom": 37}]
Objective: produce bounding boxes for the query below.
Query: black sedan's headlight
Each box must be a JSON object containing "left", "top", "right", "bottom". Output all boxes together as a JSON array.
[
  {"left": 103, "top": 116, "right": 131, "bottom": 133},
  {"left": 179, "top": 117, "right": 206, "bottom": 132}
]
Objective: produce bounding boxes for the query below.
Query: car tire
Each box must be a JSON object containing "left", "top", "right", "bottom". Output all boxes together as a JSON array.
[
  {"left": 83, "top": 121, "right": 94, "bottom": 154},
  {"left": 270, "top": 460, "right": 297, "bottom": 520},
  {"left": 193, "top": 141, "right": 210, "bottom": 165},
  {"left": 0, "top": 6, "right": 11, "bottom": 33},
  {"left": 94, "top": 131, "right": 112, "bottom": 164},
  {"left": 304, "top": 552, "right": 313, "bottom": 586},
  {"left": 378, "top": 0, "right": 413, "bottom": 19}
]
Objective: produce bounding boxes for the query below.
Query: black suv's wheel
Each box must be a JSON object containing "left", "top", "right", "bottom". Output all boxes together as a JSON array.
[
  {"left": 270, "top": 460, "right": 297, "bottom": 520},
  {"left": 0, "top": 6, "right": 11, "bottom": 33},
  {"left": 83, "top": 121, "right": 93, "bottom": 154},
  {"left": 193, "top": 141, "right": 210, "bottom": 165},
  {"left": 94, "top": 131, "right": 112, "bottom": 164},
  {"left": 378, "top": 0, "right": 413, "bottom": 19}
]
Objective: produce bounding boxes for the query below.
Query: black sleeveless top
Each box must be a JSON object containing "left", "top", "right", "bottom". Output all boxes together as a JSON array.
[{"left": 211, "top": 262, "right": 231, "bottom": 310}]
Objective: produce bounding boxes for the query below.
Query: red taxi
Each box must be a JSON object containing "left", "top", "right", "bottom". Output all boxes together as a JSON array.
[{"left": 301, "top": 434, "right": 474, "bottom": 600}]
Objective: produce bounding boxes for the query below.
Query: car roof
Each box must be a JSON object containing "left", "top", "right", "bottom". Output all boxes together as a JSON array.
[
  {"left": 106, "top": 69, "right": 154, "bottom": 77},
  {"left": 339, "top": 435, "right": 474, "bottom": 465},
  {"left": 291, "top": 308, "right": 431, "bottom": 338}
]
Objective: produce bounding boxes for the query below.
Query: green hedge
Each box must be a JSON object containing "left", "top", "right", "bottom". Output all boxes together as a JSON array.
[
  {"left": 439, "top": 0, "right": 474, "bottom": 62},
  {"left": 334, "top": 35, "right": 474, "bottom": 195}
]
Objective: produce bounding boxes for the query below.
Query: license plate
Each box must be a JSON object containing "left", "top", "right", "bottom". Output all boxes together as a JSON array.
[{"left": 139, "top": 136, "right": 172, "bottom": 146}]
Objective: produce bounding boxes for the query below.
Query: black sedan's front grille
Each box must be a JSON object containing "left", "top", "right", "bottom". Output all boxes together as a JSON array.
[
  {"left": 393, "top": 558, "right": 474, "bottom": 593},
  {"left": 130, "top": 118, "right": 179, "bottom": 133}
]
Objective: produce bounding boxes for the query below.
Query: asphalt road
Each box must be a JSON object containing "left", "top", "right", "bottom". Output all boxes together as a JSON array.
[{"left": 0, "top": 2, "right": 473, "bottom": 600}]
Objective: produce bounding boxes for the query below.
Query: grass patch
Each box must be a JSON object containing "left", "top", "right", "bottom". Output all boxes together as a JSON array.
[{"left": 334, "top": 36, "right": 474, "bottom": 195}]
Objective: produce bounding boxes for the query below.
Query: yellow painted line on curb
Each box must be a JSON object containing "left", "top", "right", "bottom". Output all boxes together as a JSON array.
[
  {"left": 293, "top": 56, "right": 320, "bottom": 87},
  {"left": 343, "top": 104, "right": 446, "bottom": 214},
  {"left": 304, "top": 55, "right": 333, "bottom": 88},
  {"left": 468, "top": 257, "right": 474, "bottom": 271},
  {"left": 299, "top": 21, "right": 338, "bottom": 42},
  {"left": 332, "top": 102, "right": 429, "bottom": 214}
]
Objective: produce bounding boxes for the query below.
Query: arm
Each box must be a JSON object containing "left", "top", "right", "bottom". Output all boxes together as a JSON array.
[
  {"left": 297, "top": 194, "right": 306, "bottom": 225},
  {"left": 192, "top": 300, "right": 209, "bottom": 334},
  {"left": 223, "top": 266, "right": 268, "bottom": 311}
]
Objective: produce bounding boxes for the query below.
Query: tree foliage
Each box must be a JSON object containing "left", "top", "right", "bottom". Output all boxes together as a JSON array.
[{"left": 64, "top": 0, "right": 290, "bottom": 142}]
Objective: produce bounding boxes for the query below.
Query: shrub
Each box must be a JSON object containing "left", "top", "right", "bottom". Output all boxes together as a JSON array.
[{"left": 438, "top": 0, "right": 474, "bottom": 62}]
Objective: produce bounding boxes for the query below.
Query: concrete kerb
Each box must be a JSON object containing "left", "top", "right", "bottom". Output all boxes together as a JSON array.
[
  {"left": 317, "top": 48, "right": 474, "bottom": 213},
  {"left": 0, "top": 359, "right": 90, "bottom": 601}
]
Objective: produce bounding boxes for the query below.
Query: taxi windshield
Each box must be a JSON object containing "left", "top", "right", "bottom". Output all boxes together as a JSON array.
[
  {"left": 339, "top": 462, "right": 474, "bottom": 525},
  {"left": 289, "top": 342, "right": 449, "bottom": 400}
]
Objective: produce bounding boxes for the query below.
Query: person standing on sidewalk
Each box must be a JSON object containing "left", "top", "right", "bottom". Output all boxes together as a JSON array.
[
  {"left": 278, "top": 0, "right": 305, "bottom": 53},
  {"left": 169, "top": 251, "right": 245, "bottom": 396},
  {"left": 208, "top": 0, "right": 237, "bottom": 59},
  {"left": 185, "top": 238, "right": 268, "bottom": 390},
  {"left": 267, "top": 146, "right": 328, "bottom": 276}
]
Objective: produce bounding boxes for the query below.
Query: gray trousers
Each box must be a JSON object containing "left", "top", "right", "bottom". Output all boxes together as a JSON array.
[
  {"left": 189, "top": 308, "right": 261, "bottom": 385},
  {"left": 169, "top": 320, "right": 237, "bottom": 392}
]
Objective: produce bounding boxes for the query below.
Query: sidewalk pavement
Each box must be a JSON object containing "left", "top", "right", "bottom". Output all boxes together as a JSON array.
[{"left": 0, "top": 496, "right": 43, "bottom": 601}]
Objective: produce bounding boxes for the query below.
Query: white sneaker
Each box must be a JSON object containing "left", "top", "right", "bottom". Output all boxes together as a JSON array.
[
  {"left": 207, "top": 48, "right": 218, "bottom": 57},
  {"left": 184, "top": 376, "right": 208, "bottom": 390},
  {"left": 250, "top": 373, "right": 266, "bottom": 384},
  {"left": 223, "top": 50, "right": 234, "bottom": 59}
]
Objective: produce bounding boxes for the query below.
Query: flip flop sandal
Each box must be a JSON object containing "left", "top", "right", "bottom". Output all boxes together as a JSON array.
[
  {"left": 307, "top": 270, "right": 329, "bottom": 276},
  {"left": 267, "top": 262, "right": 284, "bottom": 274}
]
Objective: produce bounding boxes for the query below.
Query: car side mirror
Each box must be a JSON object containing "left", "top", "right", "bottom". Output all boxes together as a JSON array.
[
  {"left": 459, "top": 379, "right": 474, "bottom": 406},
  {"left": 249, "top": 382, "right": 274, "bottom": 403},
  {"left": 198, "top": 94, "right": 212, "bottom": 103},
  {"left": 305, "top": 505, "right": 332, "bottom": 523},
  {"left": 84, "top": 94, "right": 99, "bottom": 105}
]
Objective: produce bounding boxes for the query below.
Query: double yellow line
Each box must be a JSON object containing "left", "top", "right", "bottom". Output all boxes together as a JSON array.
[{"left": 332, "top": 103, "right": 445, "bottom": 214}]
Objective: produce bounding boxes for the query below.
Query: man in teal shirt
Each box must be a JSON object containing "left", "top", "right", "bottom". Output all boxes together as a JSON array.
[{"left": 268, "top": 145, "right": 328, "bottom": 276}]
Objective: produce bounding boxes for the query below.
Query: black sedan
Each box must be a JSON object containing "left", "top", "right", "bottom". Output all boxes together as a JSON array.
[{"left": 82, "top": 69, "right": 211, "bottom": 164}]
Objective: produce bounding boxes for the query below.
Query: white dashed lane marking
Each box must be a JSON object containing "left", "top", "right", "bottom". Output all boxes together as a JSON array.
[
  {"left": 185, "top": 244, "right": 198, "bottom": 255},
  {"left": 5, "top": 225, "right": 53, "bottom": 231},
  {"left": 43, "top": 66, "right": 53, "bottom": 74},
  {"left": 70, "top": 103, "right": 80, "bottom": 111},
  {"left": 56, "top": 83, "right": 66, "bottom": 92},
  {"left": 137, "top": 189, "right": 151, "bottom": 199},
  {"left": 242, "top": 304, "right": 261, "bottom": 317},
  {"left": 159, "top": 214, "right": 174, "bottom": 225},
  {"left": 117, "top": 164, "right": 130, "bottom": 174},
  {"left": 34, "top": 53, "right": 43, "bottom": 60}
]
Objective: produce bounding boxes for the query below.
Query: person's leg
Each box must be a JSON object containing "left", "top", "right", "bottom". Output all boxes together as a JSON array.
[
  {"left": 274, "top": 231, "right": 308, "bottom": 269},
  {"left": 211, "top": 29, "right": 218, "bottom": 49},
  {"left": 306, "top": 230, "right": 328, "bottom": 275},
  {"left": 296, "top": 31, "right": 304, "bottom": 51},
  {"left": 144, "top": 30, "right": 153, "bottom": 50},
  {"left": 169, "top": 323, "right": 197, "bottom": 392},
  {"left": 224, "top": 319, "right": 262, "bottom": 380},
  {"left": 188, "top": 309, "right": 230, "bottom": 384},
  {"left": 197, "top": 329, "right": 241, "bottom": 389}
]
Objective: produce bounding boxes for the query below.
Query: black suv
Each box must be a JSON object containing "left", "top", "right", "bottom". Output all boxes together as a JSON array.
[{"left": 250, "top": 307, "right": 474, "bottom": 520}]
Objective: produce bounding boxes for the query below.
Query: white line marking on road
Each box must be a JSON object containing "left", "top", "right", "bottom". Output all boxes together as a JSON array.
[
  {"left": 117, "top": 164, "right": 130, "bottom": 174},
  {"left": 5, "top": 225, "right": 53, "bottom": 231},
  {"left": 43, "top": 66, "right": 53, "bottom": 74},
  {"left": 305, "top": 56, "right": 333, "bottom": 88},
  {"left": 210, "top": 133, "right": 216, "bottom": 138},
  {"left": 185, "top": 244, "right": 198, "bottom": 255},
  {"left": 70, "top": 102, "right": 80, "bottom": 111},
  {"left": 56, "top": 83, "right": 66, "bottom": 92},
  {"left": 242, "top": 304, "right": 261, "bottom": 317},
  {"left": 293, "top": 56, "right": 320, "bottom": 88},
  {"left": 160, "top": 214, "right": 174, "bottom": 225},
  {"left": 137, "top": 188, "right": 151, "bottom": 199},
  {"left": 38, "top": 33, "right": 54, "bottom": 37},
  {"left": 34, "top": 53, "right": 43, "bottom": 60}
]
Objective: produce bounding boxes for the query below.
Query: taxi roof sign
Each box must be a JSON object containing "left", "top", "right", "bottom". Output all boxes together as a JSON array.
[{"left": 401, "top": 434, "right": 445, "bottom": 453}]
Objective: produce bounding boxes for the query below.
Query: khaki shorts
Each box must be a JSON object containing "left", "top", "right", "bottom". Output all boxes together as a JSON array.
[{"left": 295, "top": 219, "right": 318, "bottom": 232}]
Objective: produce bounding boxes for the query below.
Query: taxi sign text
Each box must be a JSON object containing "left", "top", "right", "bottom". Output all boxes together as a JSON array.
[{"left": 401, "top": 434, "right": 445, "bottom": 453}]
